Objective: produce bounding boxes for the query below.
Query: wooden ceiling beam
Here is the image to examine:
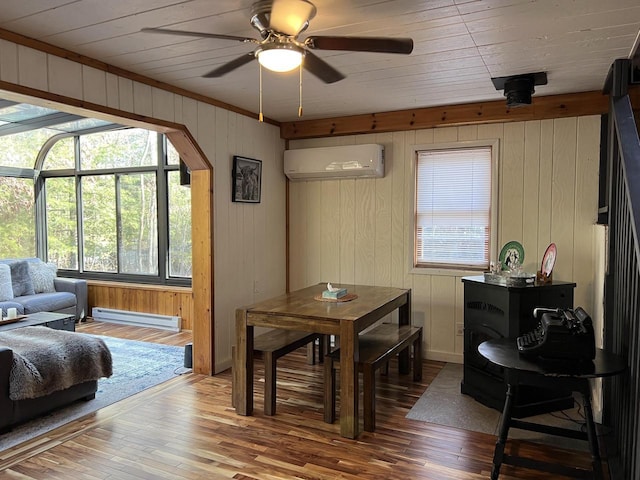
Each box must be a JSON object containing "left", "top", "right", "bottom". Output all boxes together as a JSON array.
[{"left": 280, "top": 88, "right": 640, "bottom": 140}]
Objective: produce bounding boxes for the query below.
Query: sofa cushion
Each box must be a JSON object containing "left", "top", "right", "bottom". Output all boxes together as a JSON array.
[
  {"left": 0, "top": 301, "right": 24, "bottom": 315},
  {"left": 8, "top": 261, "right": 35, "bottom": 298},
  {"left": 0, "top": 264, "right": 13, "bottom": 302},
  {"left": 16, "top": 292, "right": 75, "bottom": 314},
  {"left": 28, "top": 261, "right": 57, "bottom": 294}
]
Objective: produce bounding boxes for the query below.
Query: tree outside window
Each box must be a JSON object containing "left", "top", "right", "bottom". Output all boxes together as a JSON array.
[{"left": 0, "top": 177, "right": 35, "bottom": 258}]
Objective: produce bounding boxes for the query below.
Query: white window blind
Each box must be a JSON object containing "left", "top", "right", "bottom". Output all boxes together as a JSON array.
[{"left": 415, "top": 146, "right": 492, "bottom": 269}]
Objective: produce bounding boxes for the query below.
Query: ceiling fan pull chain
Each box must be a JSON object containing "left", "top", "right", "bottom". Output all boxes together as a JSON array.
[
  {"left": 298, "top": 62, "right": 303, "bottom": 118},
  {"left": 259, "top": 63, "right": 264, "bottom": 123}
]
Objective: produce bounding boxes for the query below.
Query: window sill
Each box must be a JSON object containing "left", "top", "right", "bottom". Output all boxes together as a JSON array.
[
  {"left": 410, "top": 266, "right": 484, "bottom": 277},
  {"left": 86, "top": 279, "right": 192, "bottom": 292}
]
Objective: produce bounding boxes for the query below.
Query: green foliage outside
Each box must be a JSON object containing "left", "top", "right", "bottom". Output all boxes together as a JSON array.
[
  {"left": 119, "top": 172, "right": 158, "bottom": 275},
  {"left": 82, "top": 174, "right": 117, "bottom": 272},
  {"left": 0, "top": 176, "right": 35, "bottom": 258},
  {"left": 46, "top": 177, "right": 78, "bottom": 269},
  {"left": 80, "top": 128, "right": 157, "bottom": 169},
  {"left": 168, "top": 170, "right": 192, "bottom": 277},
  {"left": 43, "top": 137, "right": 75, "bottom": 169},
  {"left": 0, "top": 129, "right": 57, "bottom": 168}
]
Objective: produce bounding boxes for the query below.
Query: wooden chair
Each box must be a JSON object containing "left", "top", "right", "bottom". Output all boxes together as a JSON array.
[
  {"left": 233, "top": 329, "right": 323, "bottom": 415},
  {"left": 324, "top": 323, "right": 422, "bottom": 432}
]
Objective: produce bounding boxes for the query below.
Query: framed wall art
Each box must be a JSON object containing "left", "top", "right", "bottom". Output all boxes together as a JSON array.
[{"left": 232, "top": 155, "right": 262, "bottom": 203}]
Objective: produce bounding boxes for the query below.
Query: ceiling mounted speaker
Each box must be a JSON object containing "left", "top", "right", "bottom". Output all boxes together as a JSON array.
[{"left": 491, "top": 72, "right": 547, "bottom": 108}]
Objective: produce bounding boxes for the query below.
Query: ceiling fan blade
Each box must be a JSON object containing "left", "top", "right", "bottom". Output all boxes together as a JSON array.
[
  {"left": 202, "top": 53, "right": 256, "bottom": 78},
  {"left": 270, "top": 0, "right": 317, "bottom": 36},
  {"left": 141, "top": 27, "right": 256, "bottom": 44},
  {"left": 303, "top": 51, "right": 345, "bottom": 84},
  {"left": 306, "top": 36, "right": 413, "bottom": 54}
]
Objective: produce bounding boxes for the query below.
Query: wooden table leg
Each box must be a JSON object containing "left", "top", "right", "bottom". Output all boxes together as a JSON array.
[
  {"left": 582, "top": 385, "right": 604, "bottom": 479},
  {"left": 398, "top": 289, "right": 411, "bottom": 374},
  {"left": 492, "top": 382, "right": 514, "bottom": 480},
  {"left": 413, "top": 328, "right": 423, "bottom": 381},
  {"left": 234, "top": 308, "right": 254, "bottom": 416},
  {"left": 339, "top": 320, "right": 359, "bottom": 439}
]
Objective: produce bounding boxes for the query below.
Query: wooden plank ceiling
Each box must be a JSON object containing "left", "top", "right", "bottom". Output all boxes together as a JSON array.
[{"left": 0, "top": 0, "right": 638, "bottom": 122}]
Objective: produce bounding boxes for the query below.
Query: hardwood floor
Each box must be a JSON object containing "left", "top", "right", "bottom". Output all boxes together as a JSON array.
[
  {"left": 0, "top": 322, "right": 606, "bottom": 479},
  {"left": 76, "top": 319, "right": 193, "bottom": 346}
]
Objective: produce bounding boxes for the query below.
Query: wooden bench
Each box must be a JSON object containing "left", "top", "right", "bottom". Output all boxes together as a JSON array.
[
  {"left": 324, "top": 323, "right": 422, "bottom": 432},
  {"left": 232, "top": 329, "right": 323, "bottom": 415}
]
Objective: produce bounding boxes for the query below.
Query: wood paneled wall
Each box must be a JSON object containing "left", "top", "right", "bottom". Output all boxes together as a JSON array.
[
  {"left": 0, "top": 34, "right": 286, "bottom": 374},
  {"left": 289, "top": 117, "right": 602, "bottom": 363},
  {"left": 88, "top": 281, "right": 194, "bottom": 330}
]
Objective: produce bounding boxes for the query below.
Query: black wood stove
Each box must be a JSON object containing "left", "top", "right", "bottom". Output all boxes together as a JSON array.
[{"left": 461, "top": 276, "right": 576, "bottom": 417}]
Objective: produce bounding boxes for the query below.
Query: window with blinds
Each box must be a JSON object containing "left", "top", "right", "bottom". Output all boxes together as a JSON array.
[{"left": 414, "top": 145, "right": 493, "bottom": 270}]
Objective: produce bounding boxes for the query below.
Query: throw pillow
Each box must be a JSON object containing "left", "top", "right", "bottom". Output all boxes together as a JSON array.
[
  {"left": 0, "top": 264, "right": 13, "bottom": 301},
  {"left": 9, "top": 260, "right": 35, "bottom": 297},
  {"left": 28, "top": 261, "right": 57, "bottom": 293}
]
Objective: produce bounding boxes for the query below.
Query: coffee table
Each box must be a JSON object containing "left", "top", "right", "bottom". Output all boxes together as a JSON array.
[{"left": 0, "top": 311, "right": 75, "bottom": 332}]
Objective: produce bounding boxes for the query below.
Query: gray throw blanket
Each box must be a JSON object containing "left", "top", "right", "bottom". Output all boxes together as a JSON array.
[{"left": 0, "top": 326, "right": 112, "bottom": 400}]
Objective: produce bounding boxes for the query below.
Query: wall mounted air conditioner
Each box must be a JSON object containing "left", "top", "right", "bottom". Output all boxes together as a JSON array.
[{"left": 284, "top": 144, "right": 384, "bottom": 180}]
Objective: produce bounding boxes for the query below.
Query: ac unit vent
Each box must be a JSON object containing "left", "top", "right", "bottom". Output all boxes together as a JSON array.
[{"left": 284, "top": 144, "right": 384, "bottom": 180}]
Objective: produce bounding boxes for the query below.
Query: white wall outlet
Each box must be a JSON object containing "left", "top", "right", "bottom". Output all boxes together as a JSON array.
[{"left": 456, "top": 323, "right": 464, "bottom": 336}]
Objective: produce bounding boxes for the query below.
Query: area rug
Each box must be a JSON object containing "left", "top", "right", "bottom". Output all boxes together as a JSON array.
[
  {"left": 406, "top": 363, "right": 589, "bottom": 451},
  {"left": 0, "top": 335, "right": 189, "bottom": 452}
]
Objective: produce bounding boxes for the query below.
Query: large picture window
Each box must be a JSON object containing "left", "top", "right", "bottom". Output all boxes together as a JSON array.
[
  {"left": 40, "top": 129, "right": 191, "bottom": 283},
  {"left": 413, "top": 141, "right": 497, "bottom": 271},
  {"left": 0, "top": 103, "right": 191, "bottom": 284},
  {"left": 0, "top": 120, "right": 192, "bottom": 285}
]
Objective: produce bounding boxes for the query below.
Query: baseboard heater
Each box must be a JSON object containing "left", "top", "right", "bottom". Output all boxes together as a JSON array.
[{"left": 91, "top": 307, "right": 181, "bottom": 332}]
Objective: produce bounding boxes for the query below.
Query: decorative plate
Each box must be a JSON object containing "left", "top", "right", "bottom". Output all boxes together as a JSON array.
[
  {"left": 499, "top": 241, "right": 525, "bottom": 271},
  {"left": 540, "top": 243, "right": 557, "bottom": 277}
]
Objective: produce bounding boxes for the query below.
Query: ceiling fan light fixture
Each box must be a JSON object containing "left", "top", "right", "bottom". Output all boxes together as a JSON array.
[{"left": 256, "top": 43, "right": 304, "bottom": 72}]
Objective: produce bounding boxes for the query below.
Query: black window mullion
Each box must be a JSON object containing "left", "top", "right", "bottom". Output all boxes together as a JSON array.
[
  {"left": 75, "top": 136, "right": 85, "bottom": 273},
  {"left": 158, "top": 135, "right": 169, "bottom": 280},
  {"left": 115, "top": 173, "right": 123, "bottom": 274},
  {"left": 34, "top": 172, "right": 47, "bottom": 259}
]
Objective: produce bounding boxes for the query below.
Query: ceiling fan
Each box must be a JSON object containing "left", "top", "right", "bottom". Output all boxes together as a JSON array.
[{"left": 141, "top": 0, "right": 414, "bottom": 84}]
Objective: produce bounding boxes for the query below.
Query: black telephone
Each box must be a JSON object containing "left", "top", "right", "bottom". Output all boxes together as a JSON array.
[{"left": 516, "top": 306, "right": 596, "bottom": 361}]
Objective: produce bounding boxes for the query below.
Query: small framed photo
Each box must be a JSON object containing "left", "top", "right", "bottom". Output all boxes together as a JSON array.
[{"left": 232, "top": 155, "right": 262, "bottom": 203}]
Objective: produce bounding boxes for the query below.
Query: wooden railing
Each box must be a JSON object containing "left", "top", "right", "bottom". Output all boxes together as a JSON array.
[{"left": 602, "top": 58, "right": 640, "bottom": 480}]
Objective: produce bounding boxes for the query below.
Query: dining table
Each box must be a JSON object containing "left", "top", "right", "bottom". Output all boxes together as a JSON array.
[{"left": 234, "top": 282, "right": 412, "bottom": 439}]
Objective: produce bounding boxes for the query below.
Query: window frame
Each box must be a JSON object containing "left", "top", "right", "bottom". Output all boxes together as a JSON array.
[
  {"left": 33, "top": 129, "right": 191, "bottom": 286},
  {"left": 409, "top": 139, "right": 500, "bottom": 276}
]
